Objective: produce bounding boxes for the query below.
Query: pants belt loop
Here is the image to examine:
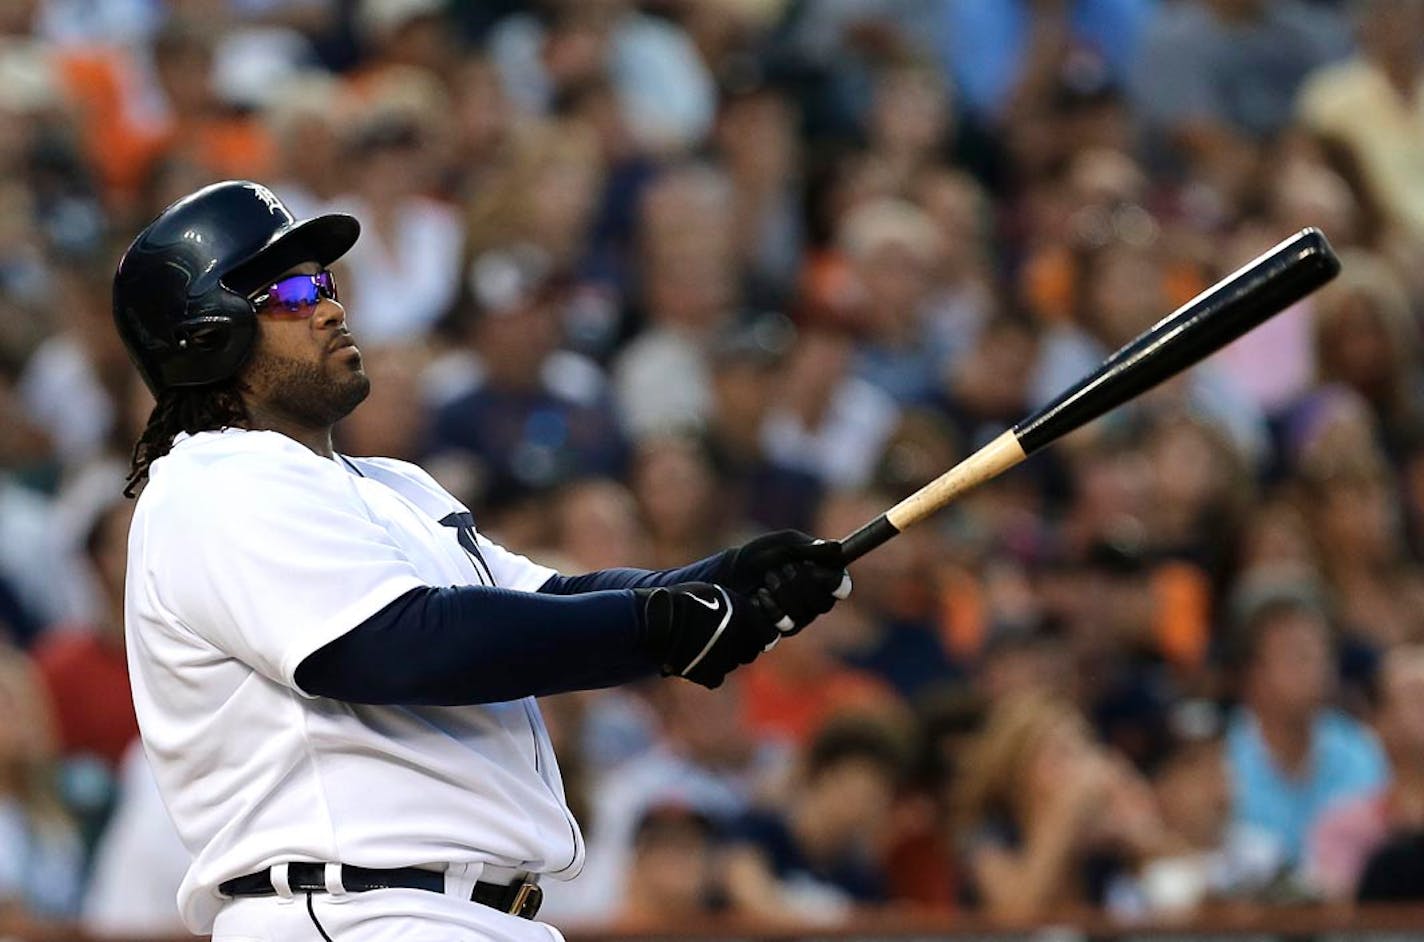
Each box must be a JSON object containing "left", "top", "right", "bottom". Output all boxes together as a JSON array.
[
  {"left": 444, "top": 862, "right": 479, "bottom": 900},
  {"left": 324, "top": 863, "right": 346, "bottom": 897},
  {"left": 270, "top": 862, "right": 294, "bottom": 902}
]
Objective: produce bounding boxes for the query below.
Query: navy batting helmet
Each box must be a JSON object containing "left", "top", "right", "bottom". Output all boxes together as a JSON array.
[{"left": 113, "top": 181, "right": 360, "bottom": 395}]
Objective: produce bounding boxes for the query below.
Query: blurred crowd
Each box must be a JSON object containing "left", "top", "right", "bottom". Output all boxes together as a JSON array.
[{"left": 6, "top": 0, "right": 1424, "bottom": 935}]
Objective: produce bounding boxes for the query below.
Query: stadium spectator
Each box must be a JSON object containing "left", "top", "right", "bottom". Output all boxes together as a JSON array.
[
  {"left": 938, "top": 312, "right": 1039, "bottom": 455},
  {"left": 1129, "top": 0, "right": 1347, "bottom": 190},
  {"left": 446, "top": 52, "right": 514, "bottom": 199},
  {"left": 838, "top": 198, "right": 951, "bottom": 406},
  {"left": 551, "top": 678, "right": 782, "bottom": 926},
  {"left": 79, "top": 742, "right": 187, "bottom": 937},
  {"left": 0, "top": 464, "right": 67, "bottom": 644},
  {"left": 1308, "top": 644, "right": 1424, "bottom": 900},
  {"left": 334, "top": 341, "right": 430, "bottom": 462},
  {"left": 861, "top": 58, "right": 954, "bottom": 194},
  {"left": 722, "top": 718, "right": 908, "bottom": 924},
  {"left": 32, "top": 497, "right": 138, "bottom": 772},
  {"left": 614, "top": 163, "right": 738, "bottom": 436},
  {"left": 1143, "top": 707, "right": 1281, "bottom": 912},
  {"left": 1308, "top": 253, "right": 1424, "bottom": 464},
  {"left": 1297, "top": 457, "right": 1424, "bottom": 653},
  {"left": 324, "top": 68, "right": 463, "bottom": 342},
  {"left": 263, "top": 72, "right": 345, "bottom": 218},
  {"left": 1067, "top": 535, "right": 1183, "bottom": 769},
  {"left": 630, "top": 435, "right": 730, "bottom": 569},
  {"left": 761, "top": 325, "right": 901, "bottom": 492},
  {"left": 952, "top": 690, "right": 1177, "bottom": 921},
  {"left": 0, "top": 645, "right": 82, "bottom": 924},
  {"left": 147, "top": 17, "right": 278, "bottom": 182},
  {"left": 1224, "top": 588, "right": 1387, "bottom": 868},
  {"left": 612, "top": 802, "right": 724, "bottom": 930},
  {"left": 548, "top": 478, "right": 647, "bottom": 574},
  {"left": 975, "top": 630, "right": 1068, "bottom": 705},
  {"left": 814, "top": 489, "right": 958, "bottom": 701},
  {"left": 704, "top": 317, "right": 824, "bottom": 532},
  {"left": 462, "top": 119, "right": 606, "bottom": 293},
  {"left": 741, "top": 613, "right": 901, "bottom": 749},
  {"left": 912, "top": 167, "right": 996, "bottom": 365},
  {"left": 880, "top": 689, "right": 984, "bottom": 913},
  {"left": 711, "top": 72, "right": 804, "bottom": 309},
  {"left": 351, "top": 0, "right": 458, "bottom": 87},
  {"left": 1141, "top": 412, "right": 1251, "bottom": 590},
  {"left": 1298, "top": 0, "right": 1424, "bottom": 245},
  {"left": 16, "top": 261, "right": 128, "bottom": 472},
  {"left": 931, "top": 0, "right": 1152, "bottom": 121},
  {"left": 427, "top": 245, "right": 627, "bottom": 512},
  {"left": 488, "top": 0, "right": 715, "bottom": 154}
]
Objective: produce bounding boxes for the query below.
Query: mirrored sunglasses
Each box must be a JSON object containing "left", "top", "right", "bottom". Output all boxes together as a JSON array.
[{"left": 251, "top": 270, "right": 339, "bottom": 316}]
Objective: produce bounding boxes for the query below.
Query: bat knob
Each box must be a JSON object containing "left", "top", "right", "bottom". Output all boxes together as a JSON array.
[{"left": 1294, "top": 227, "right": 1342, "bottom": 282}]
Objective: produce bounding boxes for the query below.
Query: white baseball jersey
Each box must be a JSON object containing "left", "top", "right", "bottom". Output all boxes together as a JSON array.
[{"left": 124, "top": 428, "right": 580, "bottom": 933}]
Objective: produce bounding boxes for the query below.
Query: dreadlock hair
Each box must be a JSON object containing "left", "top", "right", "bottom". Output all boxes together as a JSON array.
[{"left": 125, "top": 380, "right": 249, "bottom": 498}]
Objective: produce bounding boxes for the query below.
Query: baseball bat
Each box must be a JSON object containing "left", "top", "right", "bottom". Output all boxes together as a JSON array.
[{"left": 840, "top": 227, "right": 1341, "bottom": 563}]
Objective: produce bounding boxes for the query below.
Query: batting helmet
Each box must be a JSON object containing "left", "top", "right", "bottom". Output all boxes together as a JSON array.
[{"left": 112, "top": 180, "right": 360, "bottom": 395}]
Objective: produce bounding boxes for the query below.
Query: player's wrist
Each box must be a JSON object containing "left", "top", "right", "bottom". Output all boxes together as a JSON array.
[
  {"left": 631, "top": 586, "right": 676, "bottom": 674},
  {"left": 708, "top": 547, "right": 738, "bottom": 586}
]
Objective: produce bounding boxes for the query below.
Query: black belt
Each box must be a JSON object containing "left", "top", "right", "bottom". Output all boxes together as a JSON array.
[{"left": 219, "top": 864, "right": 543, "bottom": 919}]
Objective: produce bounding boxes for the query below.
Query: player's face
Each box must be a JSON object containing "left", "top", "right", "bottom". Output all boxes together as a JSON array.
[{"left": 241, "top": 262, "right": 370, "bottom": 427}]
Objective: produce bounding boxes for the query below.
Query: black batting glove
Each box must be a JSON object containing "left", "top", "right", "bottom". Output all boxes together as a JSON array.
[
  {"left": 722, "top": 530, "right": 852, "bottom": 636},
  {"left": 634, "top": 582, "right": 780, "bottom": 689}
]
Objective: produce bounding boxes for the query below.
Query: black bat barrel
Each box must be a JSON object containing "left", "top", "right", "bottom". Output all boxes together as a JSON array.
[
  {"left": 839, "top": 228, "right": 1341, "bottom": 565},
  {"left": 1013, "top": 227, "right": 1340, "bottom": 455}
]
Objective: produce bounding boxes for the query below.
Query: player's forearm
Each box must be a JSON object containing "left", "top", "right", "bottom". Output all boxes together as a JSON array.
[
  {"left": 294, "top": 584, "right": 657, "bottom": 705},
  {"left": 536, "top": 552, "right": 729, "bottom": 595}
]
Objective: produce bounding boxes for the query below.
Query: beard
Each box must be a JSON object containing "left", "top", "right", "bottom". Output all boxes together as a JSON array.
[{"left": 243, "top": 351, "right": 371, "bottom": 428}]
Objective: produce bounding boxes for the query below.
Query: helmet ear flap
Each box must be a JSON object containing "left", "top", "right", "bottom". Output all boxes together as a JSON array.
[{"left": 159, "top": 286, "right": 257, "bottom": 389}]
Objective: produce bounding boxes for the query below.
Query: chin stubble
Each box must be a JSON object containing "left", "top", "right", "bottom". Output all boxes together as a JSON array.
[{"left": 245, "top": 353, "right": 371, "bottom": 427}]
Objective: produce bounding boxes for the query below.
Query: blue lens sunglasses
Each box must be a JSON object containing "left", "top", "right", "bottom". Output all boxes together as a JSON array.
[{"left": 250, "top": 270, "right": 339, "bottom": 316}]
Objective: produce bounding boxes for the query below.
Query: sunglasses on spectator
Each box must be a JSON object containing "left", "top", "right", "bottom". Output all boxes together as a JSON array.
[{"left": 250, "top": 270, "right": 339, "bottom": 316}]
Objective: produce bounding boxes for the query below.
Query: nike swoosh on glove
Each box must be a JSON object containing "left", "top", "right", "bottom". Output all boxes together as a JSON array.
[{"left": 634, "top": 582, "right": 780, "bottom": 689}]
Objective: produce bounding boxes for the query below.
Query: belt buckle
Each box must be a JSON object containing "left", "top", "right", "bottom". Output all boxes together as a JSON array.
[{"left": 509, "top": 881, "right": 542, "bottom": 919}]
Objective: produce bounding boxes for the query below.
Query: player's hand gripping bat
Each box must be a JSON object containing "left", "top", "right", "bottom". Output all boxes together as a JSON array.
[{"left": 840, "top": 227, "right": 1341, "bottom": 562}]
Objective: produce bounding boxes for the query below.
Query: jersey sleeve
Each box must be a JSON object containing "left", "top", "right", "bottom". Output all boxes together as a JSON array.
[
  {"left": 154, "top": 455, "right": 427, "bottom": 693},
  {"left": 474, "top": 532, "right": 557, "bottom": 592}
]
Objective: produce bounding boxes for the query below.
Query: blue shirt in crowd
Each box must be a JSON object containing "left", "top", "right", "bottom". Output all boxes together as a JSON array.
[
  {"left": 932, "top": 0, "right": 1154, "bottom": 117},
  {"left": 1225, "top": 708, "right": 1387, "bottom": 865}
]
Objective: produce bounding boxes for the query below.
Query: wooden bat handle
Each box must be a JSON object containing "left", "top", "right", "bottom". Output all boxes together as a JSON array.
[{"left": 841, "top": 430, "right": 1027, "bottom": 562}]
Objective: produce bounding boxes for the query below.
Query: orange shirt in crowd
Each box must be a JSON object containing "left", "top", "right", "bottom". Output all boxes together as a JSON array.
[
  {"left": 936, "top": 560, "right": 1211, "bottom": 672},
  {"left": 742, "top": 656, "right": 898, "bottom": 747},
  {"left": 55, "top": 46, "right": 275, "bottom": 205},
  {"left": 54, "top": 47, "right": 169, "bottom": 198}
]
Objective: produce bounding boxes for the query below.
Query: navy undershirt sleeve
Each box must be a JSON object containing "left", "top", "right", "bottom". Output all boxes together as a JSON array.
[
  {"left": 294, "top": 584, "right": 656, "bottom": 706},
  {"left": 536, "top": 551, "right": 729, "bottom": 595}
]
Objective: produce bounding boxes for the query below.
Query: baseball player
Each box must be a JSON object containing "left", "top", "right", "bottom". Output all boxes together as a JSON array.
[{"left": 112, "top": 181, "right": 851, "bottom": 942}]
